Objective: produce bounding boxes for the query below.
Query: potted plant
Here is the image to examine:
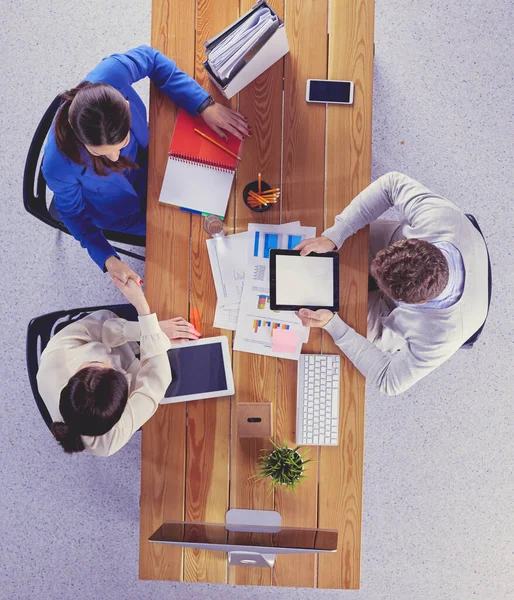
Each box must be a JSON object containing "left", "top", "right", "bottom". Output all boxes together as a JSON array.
[{"left": 254, "top": 440, "right": 312, "bottom": 492}]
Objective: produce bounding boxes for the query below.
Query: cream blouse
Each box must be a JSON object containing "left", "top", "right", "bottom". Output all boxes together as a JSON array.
[{"left": 37, "top": 310, "right": 171, "bottom": 456}]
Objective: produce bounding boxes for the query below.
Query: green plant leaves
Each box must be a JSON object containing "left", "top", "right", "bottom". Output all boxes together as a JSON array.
[{"left": 252, "top": 440, "right": 313, "bottom": 493}]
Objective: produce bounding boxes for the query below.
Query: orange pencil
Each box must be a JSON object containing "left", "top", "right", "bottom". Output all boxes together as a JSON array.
[
  {"left": 248, "top": 196, "right": 268, "bottom": 207},
  {"left": 261, "top": 187, "right": 280, "bottom": 194},
  {"left": 258, "top": 172, "right": 262, "bottom": 194},
  {"left": 248, "top": 191, "right": 270, "bottom": 204},
  {"left": 193, "top": 128, "right": 241, "bottom": 161}
]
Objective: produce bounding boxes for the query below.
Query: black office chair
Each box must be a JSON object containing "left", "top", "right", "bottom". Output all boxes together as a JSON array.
[
  {"left": 26, "top": 304, "right": 138, "bottom": 432},
  {"left": 23, "top": 94, "right": 146, "bottom": 262},
  {"left": 461, "top": 214, "right": 492, "bottom": 348}
]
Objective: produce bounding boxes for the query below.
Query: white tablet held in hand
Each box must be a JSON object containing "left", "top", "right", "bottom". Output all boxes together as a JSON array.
[
  {"left": 162, "top": 336, "right": 235, "bottom": 404},
  {"left": 269, "top": 250, "right": 339, "bottom": 311}
]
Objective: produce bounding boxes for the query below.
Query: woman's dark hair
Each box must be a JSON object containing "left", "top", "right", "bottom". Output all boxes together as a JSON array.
[
  {"left": 51, "top": 366, "right": 129, "bottom": 454},
  {"left": 54, "top": 81, "right": 138, "bottom": 176}
]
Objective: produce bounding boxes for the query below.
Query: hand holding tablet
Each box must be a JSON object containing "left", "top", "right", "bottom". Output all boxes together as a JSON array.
[{"left": 269, "top": 249, "right": 339, "bottom": 311}]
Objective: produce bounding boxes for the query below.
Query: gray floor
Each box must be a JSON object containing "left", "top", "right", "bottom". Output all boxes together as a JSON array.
[{"left": 1, "top": 0, "right": 513, "bottom": 598}]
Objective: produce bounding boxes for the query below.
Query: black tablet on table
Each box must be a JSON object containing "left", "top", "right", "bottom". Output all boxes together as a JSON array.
[{"left": 269, "top": 249, "right": 339, "bottom": 311}]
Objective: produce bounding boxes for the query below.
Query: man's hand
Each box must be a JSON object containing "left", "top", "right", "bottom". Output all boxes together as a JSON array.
[
  {"left": 294, "top": 236, "right": 336, "bottom": 256},
  {"left": 105, "top": 256, "right": 142, "bottom": 285},
  {"left": 159, "top": 317, "right": 201, "bottom": 343},
  {"left": 296, "top": 308, "right": 335, "bottom": 329},
  {"left": 201, "top": 103, "right": 251, "bottom": 141}
]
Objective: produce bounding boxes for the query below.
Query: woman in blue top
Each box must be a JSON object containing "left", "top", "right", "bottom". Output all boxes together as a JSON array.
[{"left": 43, "top": 45, "right": 250, "bottom": 284}]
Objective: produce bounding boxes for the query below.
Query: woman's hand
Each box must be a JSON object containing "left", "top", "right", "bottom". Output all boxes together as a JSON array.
[
  {"left": 105, "top": 256, "right": 142, "bottom": 285},
  {"left": 294, "top": 236, "right": 336, "bottom": 256},
  {"left": 159, "top": 317, "right": 201, "bottom": 343},
  {"left": 112, "top": 278, "right": 150, "bottom": 316},
  {"left": 296, "top": 308, "right": 335, "bottom": 329},
  {"left": 201, "top": 103, "right": 251, "bottom": 141}
]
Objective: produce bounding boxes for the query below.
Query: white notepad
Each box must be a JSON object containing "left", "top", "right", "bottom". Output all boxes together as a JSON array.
[{"left": 159, "top": 158, "right": 235, "bottom": 217}]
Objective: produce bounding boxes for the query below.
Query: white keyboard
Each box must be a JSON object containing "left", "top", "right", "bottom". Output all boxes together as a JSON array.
[{"left": 296, "top": 354, "right": 340, "bottom": 446}]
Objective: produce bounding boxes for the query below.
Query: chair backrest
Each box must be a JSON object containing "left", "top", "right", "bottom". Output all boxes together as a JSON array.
[
  {"left": 22, "top": 95, "right": 146, "bottom": 255},
  {"left": 23, "top": 94, "right": 68, "bottom": 232},
  {"left": 461, "top": 214, "right": 492, "bottom": 348},
  {"left": 26, "top": 304, "right": 138, "bottom": 432}
]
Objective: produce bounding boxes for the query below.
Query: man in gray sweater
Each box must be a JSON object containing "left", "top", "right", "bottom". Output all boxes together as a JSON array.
[{"left": 296, "top": 172, "right": 489, "bottom": 396}]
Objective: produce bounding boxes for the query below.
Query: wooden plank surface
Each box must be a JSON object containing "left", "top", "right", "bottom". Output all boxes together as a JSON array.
[
  {"left": 273, "top": 0, "right": 328, "bottom": 588},
  {"left": 139, "top": 0, "right": 195, "bottom": 581},
  {"left": 182, "top": 0, "right": 239, "bottom": 584},
  {"left": 227, "top": 0, "right": 284, "bottom": 585},
  {"left": 318, "top": 0, "right": 374, "bottom": 590},
  {"left": 142, "top": 0, "right": 374, "bottom": 588}
]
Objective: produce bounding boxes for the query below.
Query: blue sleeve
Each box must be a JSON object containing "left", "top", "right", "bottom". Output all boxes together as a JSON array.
[
  {"left": 86, "top": 45, "right": 209, "bottom": 116},
  {"left": 42, "top": 159, "right": 119, "bottom": 271}
]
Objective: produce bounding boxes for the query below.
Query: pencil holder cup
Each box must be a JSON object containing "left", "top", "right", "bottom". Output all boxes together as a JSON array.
[{"left": 243, "top": 180, "right": 273, "bottom": 212}]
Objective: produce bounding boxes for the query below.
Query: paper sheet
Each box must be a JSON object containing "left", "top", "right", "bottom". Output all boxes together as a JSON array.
[
  {"left": 207, "top": 6, "right": 279, "bottom": 81},
  {"left": 206, "top": 232, "right": 250, "bottom": 307},
  {"left": 213, "top": 302, "right": 240, "bottom": 331},
  {"left": 233, "top": 222, "right": 315, "bottom": 360}
]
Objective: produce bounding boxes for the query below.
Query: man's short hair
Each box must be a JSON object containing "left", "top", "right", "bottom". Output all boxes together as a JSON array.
[{"left": 370, "top": 238, "right": 449, "bottom": 304}]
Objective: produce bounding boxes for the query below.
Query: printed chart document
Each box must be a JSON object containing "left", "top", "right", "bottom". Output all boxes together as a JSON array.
[
  {"left": 214, "top": 302, "right": 240, "bottom": 331},
  {"left": 233, "top": 222, "right": 315, "bottom": 360},
  {"left": 206, "top": 232, "right": 250, "bottom": 307}
]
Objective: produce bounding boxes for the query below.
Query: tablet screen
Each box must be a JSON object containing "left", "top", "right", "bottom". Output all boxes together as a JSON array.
[
  {"left": 274, "top": 254, "right": 335, "bottom": 307},
  {"left": 165, "top": 342, "right": 228, "bottom": 398}
]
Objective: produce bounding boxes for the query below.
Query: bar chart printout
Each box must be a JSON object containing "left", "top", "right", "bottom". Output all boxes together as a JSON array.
[{"left": 235, "top": 222, "right": 315, "bottom": 360}]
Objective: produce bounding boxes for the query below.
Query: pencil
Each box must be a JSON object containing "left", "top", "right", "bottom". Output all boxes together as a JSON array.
[
  {"left": 261, "top": 187, "right": 280, "bottom": 194},
  {"left": 193, "top": 128, "right": 241, "bottom": 161},
  {"left": 248, "top": 190, "right": 270, "bottom": 203},
  {"left": 248, "top": 193, "right": 268, "bottom": 206},
  {"left": 248, "top": 194, "right": 268, "bottom": 206},
  {"left": 258, "top": 172, "right": 262, "bottom": 194},
  {"left": 249, "top": 192, "right": 279, "bottom": 203}
]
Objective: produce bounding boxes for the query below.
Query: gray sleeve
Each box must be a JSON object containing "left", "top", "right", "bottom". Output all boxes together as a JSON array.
[
  {"left": 322, "top": 172, "right": 459, "bottom": 249},
  {"left": 323, "top": 314, "right": 444, "bottom": 396}
]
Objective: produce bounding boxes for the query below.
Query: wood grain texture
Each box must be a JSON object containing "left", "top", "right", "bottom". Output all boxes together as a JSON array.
[
  {"left": 317, "top": 0, "right": 374, "bottom": 590},
  {"left": 272, "top": 0, "right": 329, "bottom": 588},
  {"left": 226, "top": 0, "right": 284, "bottom": 586},
  {"left": 144, "top": 0, "right": 373, "bottom": 587},
  {"left": 183, "top": 0, "right": 240, "bottom": 583},
  {"left": 140, "top": 0, "right": 197, "bottom": 581}
]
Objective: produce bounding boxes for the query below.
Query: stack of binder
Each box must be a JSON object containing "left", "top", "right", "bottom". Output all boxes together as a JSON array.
[{"left": 203, "top": 1, "right": 289, "bottom": 99}]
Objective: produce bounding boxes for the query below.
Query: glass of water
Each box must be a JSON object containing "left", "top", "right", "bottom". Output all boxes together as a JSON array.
[{"left": 203, "top": 215, "right": 225, "bottom": 238}]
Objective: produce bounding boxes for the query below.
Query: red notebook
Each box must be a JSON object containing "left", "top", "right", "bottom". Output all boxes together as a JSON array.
[
  {"left": 169, "top": 109, "right": 242, "bottom": 170},
  {"left": 159, "top": 109, "right": 243, "bottom": 217}
]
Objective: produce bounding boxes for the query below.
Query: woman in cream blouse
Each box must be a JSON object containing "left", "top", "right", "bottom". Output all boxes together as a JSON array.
[{"left": 37, "top": 278, "right": 200, "bottom": 456}]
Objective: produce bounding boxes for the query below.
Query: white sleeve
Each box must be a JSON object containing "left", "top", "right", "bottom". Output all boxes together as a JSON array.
[
  {"left": 322, "top": 172, "right": 461, "bottom": 249},
  {"left": 323, "top": 314, "right": 453, "bottom": 396},
  {"left": 99, "top": 314, "right": 172, "bottom": 456}
]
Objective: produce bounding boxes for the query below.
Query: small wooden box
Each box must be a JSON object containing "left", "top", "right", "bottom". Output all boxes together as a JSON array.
[{"left": 237, "top": 403, "right": 272, "bottom": 438}]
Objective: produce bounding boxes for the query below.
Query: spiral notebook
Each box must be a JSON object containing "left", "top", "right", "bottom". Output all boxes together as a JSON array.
[{"left": 158, "top": 109, "right": 242, "bottom": 218}]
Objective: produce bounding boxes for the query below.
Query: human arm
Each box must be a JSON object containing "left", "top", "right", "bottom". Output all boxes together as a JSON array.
[
  {"left": 41, "top": 161, "right": 119, "bottom": 270},
  {"left": 88, "top": 45, "right": 250, "bottom": 139},
  {"left": 92, "top": 313, "right": 173, "bottom": 456},
  {"left": 322, "top": 171, "right": 461, "bottom": 250},
  {"left": 297, "top": 308, "right": 449, "bottom": 396}
]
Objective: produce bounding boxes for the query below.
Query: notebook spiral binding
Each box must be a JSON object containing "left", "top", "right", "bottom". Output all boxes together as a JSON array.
[{"left": 169, "top": 151, "right": 233, "bottom": 174}]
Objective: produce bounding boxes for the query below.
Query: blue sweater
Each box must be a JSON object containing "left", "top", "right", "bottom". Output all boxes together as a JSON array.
[{"left": 42, "top": 46, "right": 209, "bottom": 269}]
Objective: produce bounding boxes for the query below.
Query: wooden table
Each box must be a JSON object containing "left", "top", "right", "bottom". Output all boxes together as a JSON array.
[{"left": 140, "top": 0, "right": 374, "bottom": 589}]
